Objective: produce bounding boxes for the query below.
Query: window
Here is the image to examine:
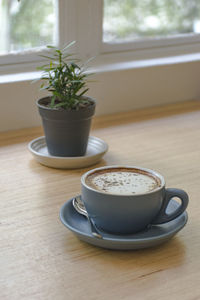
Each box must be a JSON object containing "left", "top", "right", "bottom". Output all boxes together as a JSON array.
[
  {"left": 103, "top": 0, "right": 200, "bottom": 43},
  {"left": 1, "top": 0, "right": 200, "bottom": 131},
  {"left": 0, "top": 0, "right": 56, "bottom": 55},
  {"left": 102, "top": 0, "right": 200, "bottom": 53},
  {"left": 0, "top": 0, "right": 200, "bottom": 71},
  {"left": 0, "top": 0, "right": 59, "bottom": 68}
]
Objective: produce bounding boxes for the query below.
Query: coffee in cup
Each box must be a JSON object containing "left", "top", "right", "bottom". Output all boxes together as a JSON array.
[
  {"left": 81, "top": 166, "right": 189, "bottom": 234},
  {"left": 85, "top": 167, "right": 161, "bottom": 195}
]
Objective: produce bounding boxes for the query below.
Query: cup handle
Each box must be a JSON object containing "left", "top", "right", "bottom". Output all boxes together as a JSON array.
[{"left": 152, "top": 188, "right": 189, "bottom": 224}]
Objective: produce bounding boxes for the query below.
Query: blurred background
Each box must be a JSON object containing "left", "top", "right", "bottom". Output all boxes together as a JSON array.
[{"left": 0, "top": 0, "right": 200, "bottom": 131}]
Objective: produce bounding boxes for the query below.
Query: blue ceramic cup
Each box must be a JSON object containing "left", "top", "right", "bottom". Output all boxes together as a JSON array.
[{"left": 81, "top": 166, "right": 189, "bottom": 234}]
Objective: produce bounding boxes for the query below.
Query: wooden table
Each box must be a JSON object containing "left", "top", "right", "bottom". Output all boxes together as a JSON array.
[{"left": 1, "top": 100, "right": 200, "bottom": 300}]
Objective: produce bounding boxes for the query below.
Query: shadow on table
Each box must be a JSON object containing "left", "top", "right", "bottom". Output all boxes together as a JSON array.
[{"left": 74, "top": 236, "right": 186, "bottom": 273}]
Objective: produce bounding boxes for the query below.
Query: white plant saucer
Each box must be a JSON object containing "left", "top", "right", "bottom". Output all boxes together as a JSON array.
[{"left": 28, "top": 136, "right": 108, "bottom": 169}]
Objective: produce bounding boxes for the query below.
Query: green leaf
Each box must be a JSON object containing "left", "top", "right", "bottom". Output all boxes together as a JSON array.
[
  {"left": 46, "top": 45, "right": 56, "bottom": 49},
  {"left": 50, "top": 95, "right": 56, "bottom": 108},
  {"left": 39, "top": 54, "right": 55, "bottom": 60},
  {"left": 40, "top": 85, "right": 50, "bottom": 91},
  {"left": 54, "top": 102, "right": 66, "bottom": 108},
  {"left": 34, "top": 41, "right": 95, "bottom": 110},
  {"left": 71, "top": 62, "right": 80, "bottom": 70},
  {"left": 62, "top": 41, "right": 76, "bottom": 52},
  {"left": 79, "top": 88, "right": 89, "bottom": 97}
]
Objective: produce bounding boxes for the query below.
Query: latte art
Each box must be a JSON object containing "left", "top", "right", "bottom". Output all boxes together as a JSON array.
[{"left": 86, "top": 168, "right": 160, "bottom": 195}]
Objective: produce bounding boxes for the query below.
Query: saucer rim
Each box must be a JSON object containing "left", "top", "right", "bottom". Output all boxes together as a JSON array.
[
  {"left": 60, "top": 196, "right": 188, "bottom": 243},
  {"left": 28, "top": 136, "right": 108, "bottom": 160}
]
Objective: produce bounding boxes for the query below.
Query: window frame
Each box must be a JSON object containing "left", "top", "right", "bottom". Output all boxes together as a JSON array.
[
  {"left": 102, "top": 34, "right": 200, "bottom": 54},
  {"left": 0, "top": 0, "right": 65, "bottom": 68},
  {"left": 0, "top": 0, "right": 200, "bottom": 74},
  {"left": 101, "top": 1, "right": 200, "bottom": 55}
]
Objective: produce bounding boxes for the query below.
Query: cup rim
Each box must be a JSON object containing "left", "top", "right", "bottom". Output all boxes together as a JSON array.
[{"left": 81, "top": 165, "right": 165, "bottom": 196}]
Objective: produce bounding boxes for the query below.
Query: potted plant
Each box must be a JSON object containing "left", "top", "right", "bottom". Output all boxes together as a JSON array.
[{"left": 36, "top": 41, "right": 96, "bottom": 157}]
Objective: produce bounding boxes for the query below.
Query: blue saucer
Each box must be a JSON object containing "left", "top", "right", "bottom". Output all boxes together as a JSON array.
[{"left": 60, "top": 197, "right": 188, "bottom": 250}]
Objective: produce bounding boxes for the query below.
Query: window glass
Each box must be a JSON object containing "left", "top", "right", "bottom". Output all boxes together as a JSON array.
[
  {"left": 0, "top": 0, "right": 56, "bottom": 55},
  {"left": 103, "top": 0, "right": 200, "bottom": 43}
]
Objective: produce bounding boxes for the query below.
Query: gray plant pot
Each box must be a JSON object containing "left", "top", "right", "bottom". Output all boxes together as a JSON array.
[{"left": 37, "top": 96, "right": 96, "bottom": 157}]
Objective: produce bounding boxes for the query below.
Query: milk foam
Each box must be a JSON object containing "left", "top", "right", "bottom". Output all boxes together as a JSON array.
[{"left": 88, "top": 171, "right": 158, "bottom": 195}]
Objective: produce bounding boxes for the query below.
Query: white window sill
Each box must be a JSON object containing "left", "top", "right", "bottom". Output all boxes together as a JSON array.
[
  {"left": 0, "top": 52, "right": 200, "bottom": 84},
  {"left": 1, "top": 50, "right": 200, "bottom": 132},
  {"left": 0, "top": 71, "right": 40, "bottom": 84},
  {"left": 92, "top": 52, "right": 200, "bottom": 73}
]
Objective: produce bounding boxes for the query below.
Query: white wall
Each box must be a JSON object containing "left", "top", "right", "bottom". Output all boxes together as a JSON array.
[{"left": 1, "top": 59, "right": 200, "bottom": 132}]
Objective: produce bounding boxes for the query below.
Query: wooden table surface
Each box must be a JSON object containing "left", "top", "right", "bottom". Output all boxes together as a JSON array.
[{"left": 1, "top": 100, "right": 200, "bottom": 300}]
